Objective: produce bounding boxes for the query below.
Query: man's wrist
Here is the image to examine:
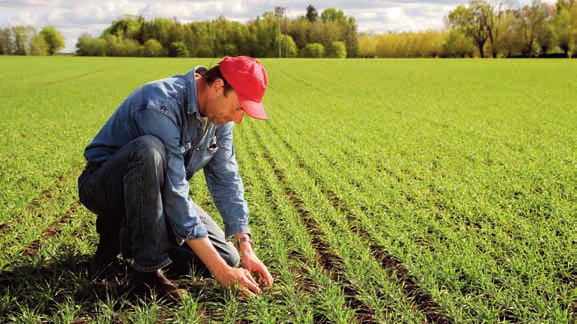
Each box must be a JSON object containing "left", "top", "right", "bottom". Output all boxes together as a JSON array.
[
  {"left": 212, "top": 261, "right": 233, "bottom": 282},
  {"left": 238, "top": 236, "right": 253, "bottom": 248},
  {"left": 233, "top": 233, "right": 255, "bottom": 256},
  {"left": 186, "top": 237, "right": 232, "bottom": 282}
]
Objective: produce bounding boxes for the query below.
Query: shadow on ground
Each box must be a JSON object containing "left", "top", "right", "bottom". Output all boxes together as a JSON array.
[{"left": 0, "top": 241, "right": 212, "bottom": 322}]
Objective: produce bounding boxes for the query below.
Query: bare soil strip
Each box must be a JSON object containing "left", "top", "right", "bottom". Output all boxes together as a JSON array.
[
  {"left": 242, "top": 133, "right": 341, "bottom": 319},
  {"left": 1, "top": 164, "right": 81, "bottom": 236},
  {"left": 20, "top": 200, "right": 81, "bottom": 258},
  {"left": 266, "top": 125, "right": 451, "bottom": 324}
]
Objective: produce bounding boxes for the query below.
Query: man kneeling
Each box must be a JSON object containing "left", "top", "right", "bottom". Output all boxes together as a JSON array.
[{"left": 78, "top": 56, "right": 273, "bottom": 301}]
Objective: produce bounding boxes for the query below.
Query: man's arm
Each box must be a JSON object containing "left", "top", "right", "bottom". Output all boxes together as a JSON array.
[
  {"left": 186, "top": 237, "right": 263, "bottom": 296},
  {"left": 233, "top": 233, "right": 273, "bottom": 288},
  {"left": 204, "top": 123, "right": 273, "bottom": 288},
  {"left": 136, "top": 109, "right": 263, "bottom": 294}
]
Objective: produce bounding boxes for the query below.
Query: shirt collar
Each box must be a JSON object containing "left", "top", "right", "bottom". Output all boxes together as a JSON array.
[{"left": 186, "top": 66, "right": 207, "bottom": 115}]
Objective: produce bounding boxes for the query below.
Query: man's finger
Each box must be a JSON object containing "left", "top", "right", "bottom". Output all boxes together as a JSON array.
[
  {"left": 241, "top": 272, "right": 261, "bottom": 294},
  {"left": 244, "top": 271, "right": 259, "bottom": 287},
  {"left": 262, "top": 270, "right": 273, "bottom": 288},
  {"left": 253, "top": 264, "right": 274, "bottom": 288}
]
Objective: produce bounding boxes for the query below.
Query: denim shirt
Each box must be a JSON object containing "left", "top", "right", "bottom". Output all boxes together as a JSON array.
[{"left": 84, "top": 66, "right": 249, "bottom": 243}]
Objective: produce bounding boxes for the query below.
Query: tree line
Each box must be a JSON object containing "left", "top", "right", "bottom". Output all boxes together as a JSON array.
[
  {"left": 74, "top": 6, "right": 355, "bottom": 58},
  {"left": 359, "top": 0, "right": 577, "bottom": 58},
  {"left": 0, "top": 26, "right": 65, "bottom": 56},
  {"left": 1, "top": 1, "right": 576, "bottom": 58}
]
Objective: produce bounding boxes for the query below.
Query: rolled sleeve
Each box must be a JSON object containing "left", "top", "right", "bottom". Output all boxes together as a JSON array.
[
  {"left": 204, "top": 122, "right": 249, "bottom": 239},
  {"left": 136, "top": 109, "right": 208, "bottom": 243}
]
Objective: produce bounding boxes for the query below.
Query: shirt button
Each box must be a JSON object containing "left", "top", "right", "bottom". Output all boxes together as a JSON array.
[{"left": 196, "top": 147, "right": 200, "bottom": 151}]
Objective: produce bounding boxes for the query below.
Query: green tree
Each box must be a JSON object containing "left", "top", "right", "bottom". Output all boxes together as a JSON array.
[
  {"left": 442, "top": 29, "right": 477, "bottom": 57},
  {"left": 321, "top": 8, "right": 347, "bottom": 24},
  {"left": 142, "top": 39, "right": 165, "bottom": 57},
  {"left": 287, "top": 18, "right": 308, "bottom": 51},
  {"left": 188, "top": 22, "right": 214, "bottom": 57},
  {"left": 572, "top": 1, "right": 577, "bottom": 57},
  {"left": 92, "top": 38, "right": 108, "bottom": 56},
  {"left": 104, "top": 16, "right": 143, "bottom": 42},
  {"left": 515, "top": 0, "right": 547, "bottom": 57},
  {"left": 301, "top": 43, "right": 324, "bottom": 57},
  {"left": 537, "top": 21, "right": 556, "bottom": 55},
  {"left": 357, "top": 32, "right": 376, "bottom": 58},
  {"left": 223, "top": 43, "right": 238, "bottom": 56},
  {"left": 485, "top": 0, "right": 504, "bottom": 58},
  {"left": 553, "top": 0, "right": 576, "bottom": 56},
  {"left": 30, "top": 34, "right": 48, "bottom": 55},
  {"left": 497, "top": 9, "right": 522, "bottom": 57},
  {"left": 76, "top": 33, "right": 94, "bottom": 56},
  {"left": 343, "top": 16, "right": 359, "bottom": 57},
  {"left": 280, "top": 34, "right": 298, "bottom": 57},
  {"left": 328, "top": 41, "right": 347, "bottom": 58},
  {"left": 148, "top": 18, "right": 173, "bottom": 50},
  {"left": 169, "top": 41, "right": 189, "bottom": 57},
  {"left": 247, "top": 13, "right": 278, "bottom": 57},
  {"left": 12, "top": 26, "right": 36, "bottom": 55},
  {"left": 39, "top": 26, "right": 65, "bottom": 55},
  {"left": 0, "top": 28, "right": 12, "bottom": 55},
  {"left": 448, "top": 1, "right": 491, "bottom": 58},
  {"left": 306, "top": 5, "right": 319, "bottom": 23}
]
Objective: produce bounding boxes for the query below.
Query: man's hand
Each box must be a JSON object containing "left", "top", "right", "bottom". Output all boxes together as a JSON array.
[
  {"left": 234, "top": 233, "right": 273, "bottom": 288},
  {"left": 241, "top": 253, "right": 273, "bottom": 288},
  {"left": 214, "top": 266, "right": 262, "bottom": 297},
  {"left": 186, "top": 236, "right": 269, "bottom": 297}
]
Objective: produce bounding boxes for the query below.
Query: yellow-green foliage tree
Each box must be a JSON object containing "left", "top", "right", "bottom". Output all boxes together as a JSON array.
[
  {"left": 514, "top": 0, "right": 547, "bottom": 57},
  {"left": 448, "top": 0, "right": 491, "bottom": 58},
  {"left": 142, "top": 39, "right": 165, "bottom": 57},
  {"left": 301, "top": 43, "right": 324, "bottom": 57},
  {"left": 30, "top": 33, "right": 48, "bottom": 55},
  {"left": 328, "top": 41, "right": 347, "bottom": 58},
  {"left": 39, "top": 26, "right": 65, "bottom": 55},
  {"left": 11, "top": 26, "right": 35, "bottom": 55},
  {"left": 374, "top": 31, "right": 446, "bottom": 58},
  {"left": 553, "top": 0, "right": 577, "bottom": 56},
  {"left": 280, "top": 34, "right": 298, "bottom": 57},
  {"left": 442, "top": 29, "right": 477, "bottom": 57},
  {"left": 357, "top": 33, "right": 377, "bottom": 57}
]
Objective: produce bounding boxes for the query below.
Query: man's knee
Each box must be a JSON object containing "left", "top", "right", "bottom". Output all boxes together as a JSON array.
[
  {"left": 134, "top": 135, "right": 167, "bottom": 171},
  {"left": 222, "top": 245, "right": 240, "bottom": 268}
]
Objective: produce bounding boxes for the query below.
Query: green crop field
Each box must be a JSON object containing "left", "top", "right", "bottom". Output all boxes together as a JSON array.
[{"left": 0, "top": 56, "right": 576, "bottom": 323}]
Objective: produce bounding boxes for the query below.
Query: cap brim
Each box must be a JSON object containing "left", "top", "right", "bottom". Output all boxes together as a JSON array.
[{"left": 237, "top": 92, "right": 268, "bottom": 120}]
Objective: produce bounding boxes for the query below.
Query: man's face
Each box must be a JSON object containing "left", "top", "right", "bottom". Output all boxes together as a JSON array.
[{"left": 204, "top": 80, "right": 245, "bottom": 126}]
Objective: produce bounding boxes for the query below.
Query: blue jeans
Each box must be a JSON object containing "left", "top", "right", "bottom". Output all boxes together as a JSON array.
[{"left": 78, "top": 135, "right": 239, "bottom": 273}]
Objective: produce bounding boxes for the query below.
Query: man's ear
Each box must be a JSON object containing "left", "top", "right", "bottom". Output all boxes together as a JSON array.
[{"left": 211, "top": 78, "right": 225, "bottom": 94}]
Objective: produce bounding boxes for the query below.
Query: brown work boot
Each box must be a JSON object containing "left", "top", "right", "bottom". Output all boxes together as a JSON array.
[{"left": 131, "top": 269, "right": 187, "bottom": 302}]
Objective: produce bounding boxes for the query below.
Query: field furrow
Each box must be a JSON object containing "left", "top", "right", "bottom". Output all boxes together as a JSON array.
[
  {"left": 265, "top": 118, "right": 454, "bottom": 323},
  {"left": 238, "top": 124, "right": 363, "bottom": 323},
  {"left": 0, "top": 165, "right": 84, "bottom": 271},
  {"left": 246, "top": 120, "right": 430, "bottom": 322}
]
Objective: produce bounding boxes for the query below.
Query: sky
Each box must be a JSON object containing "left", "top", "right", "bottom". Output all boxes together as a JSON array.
[{"left": 0, "top": 0, "right": 555, "bottom": 53}]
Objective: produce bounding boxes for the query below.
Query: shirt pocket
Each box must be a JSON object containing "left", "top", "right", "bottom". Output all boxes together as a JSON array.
[
  {"left": 185, "top": 135, "right": 219, "bottom": 179},
  {"left": 180, "top": 142, "right": 191, "bottom": 154}
]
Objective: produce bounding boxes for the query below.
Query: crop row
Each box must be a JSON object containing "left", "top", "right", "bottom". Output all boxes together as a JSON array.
[{"left": 258, "top": 65, "right": 577, "bottom": 323}]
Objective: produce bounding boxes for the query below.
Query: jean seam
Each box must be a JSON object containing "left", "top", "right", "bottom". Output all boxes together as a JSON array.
[
  {"left": 133, "top": 257, "right": 172, "bottom": 272},
  {"left": 138, "top": 140, "right": 145, "bottom": 253}
]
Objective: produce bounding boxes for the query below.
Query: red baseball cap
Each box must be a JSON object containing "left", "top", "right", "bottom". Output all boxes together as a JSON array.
[{"left": 219, "top": 56, "right": 268, "bottom": 120}]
